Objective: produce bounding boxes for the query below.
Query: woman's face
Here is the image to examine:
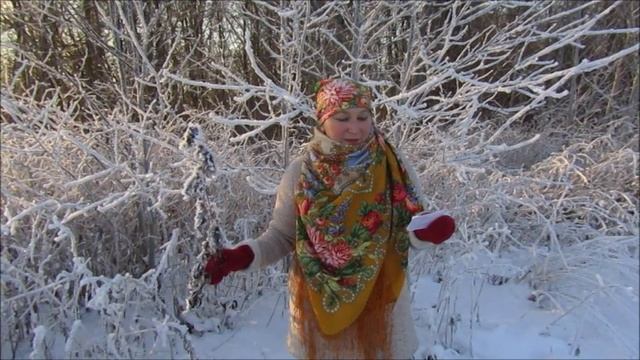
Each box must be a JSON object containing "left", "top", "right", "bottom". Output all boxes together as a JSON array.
[{"left": 321, "top": 107, "right": 373, "bottom": 146}]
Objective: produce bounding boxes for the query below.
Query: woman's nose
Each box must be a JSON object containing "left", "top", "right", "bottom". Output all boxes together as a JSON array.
[{"left": 346, "top": 121, "right": 359, "bottom": 134}]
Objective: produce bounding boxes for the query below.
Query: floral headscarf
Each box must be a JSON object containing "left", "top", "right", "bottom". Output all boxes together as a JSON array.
[{"left": 314, "top": 78, "right": 372, "bottom": 126}]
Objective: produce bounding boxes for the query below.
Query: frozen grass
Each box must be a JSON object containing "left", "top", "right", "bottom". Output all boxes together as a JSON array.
[{"left": 2, "top": 116, "right": 637, "bottom": 358}]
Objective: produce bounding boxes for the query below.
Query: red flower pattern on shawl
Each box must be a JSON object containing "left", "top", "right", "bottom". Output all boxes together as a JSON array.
[
  {"left": 298, "top": 198, "right": 312, "bottom": 216},
  {"left": 361, "top": 210, "right": 383, "bottom": 234},
  {"left": 307, "top": 226, "right": 353, "bottom": 269},
  {"left": 392, "top": 183, "right": 408, "bottom": 203}
]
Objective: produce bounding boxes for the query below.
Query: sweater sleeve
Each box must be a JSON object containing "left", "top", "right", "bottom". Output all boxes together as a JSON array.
[
  {"left": 393, "top": 148, "right": 435, "bottom": 251},
  {"left": 239, "top": 157, "right": 303, "bottom": 271}
]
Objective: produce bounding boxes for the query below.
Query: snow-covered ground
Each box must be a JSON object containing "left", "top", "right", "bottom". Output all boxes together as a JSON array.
[
  {"left": 5, "top": 249, "right": 635, "bottom": 360},
  {"left": 191, "top": 270, "right": 639, "bottom": 359}
]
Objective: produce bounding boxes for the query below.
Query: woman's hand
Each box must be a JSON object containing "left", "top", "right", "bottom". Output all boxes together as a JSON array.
[
  {"left": 204, "top": 245, "right": 255, "bottom": 285},
  {"left": 411, "top": 213, "right": 456, "bottom": 244}
]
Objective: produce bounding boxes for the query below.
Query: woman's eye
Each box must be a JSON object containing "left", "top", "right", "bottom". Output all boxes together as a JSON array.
[
  {"left": 358, "top": 117, "right": 369, "bottom": 121},
  {"left": 335, "top": 117, "right": 348, "bottom": 122}
]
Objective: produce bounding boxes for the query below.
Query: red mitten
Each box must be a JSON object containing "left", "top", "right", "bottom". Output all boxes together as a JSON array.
[
  {"left": 411, "top": 212, "right": 456, "bottom": 244},
  {"left": 204, "top": 245, "right": 255, "bottom": 285}
]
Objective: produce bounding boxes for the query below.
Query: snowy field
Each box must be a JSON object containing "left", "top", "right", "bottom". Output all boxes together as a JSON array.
[
  {"left": 196, "top": 283, "right": 638, "bottom": 360},
  {"left": 5, "top": 247, "right": 636, "bottom": 360},
  {"left": 192, "top": 253, "right": 639, "bottom": 360},
  {"left": 163, "top": 264, "right": 639, "bottom": 360}
]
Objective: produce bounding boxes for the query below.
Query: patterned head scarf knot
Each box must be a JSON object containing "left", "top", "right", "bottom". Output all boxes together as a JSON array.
[{"left": 314, "top": 78, "right": 373, "bottom": 126}]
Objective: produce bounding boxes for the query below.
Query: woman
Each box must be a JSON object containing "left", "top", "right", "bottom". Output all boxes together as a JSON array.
[{"left": 205, "top": 78, "right": 455, "bottom": 359}]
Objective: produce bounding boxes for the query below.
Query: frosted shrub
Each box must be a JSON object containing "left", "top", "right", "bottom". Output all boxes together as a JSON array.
[{"left": 408, "top": 107, "right": 638, "bottom": 356}]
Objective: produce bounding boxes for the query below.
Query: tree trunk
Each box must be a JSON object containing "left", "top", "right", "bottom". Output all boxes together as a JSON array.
[
  {"left": 81, "top": 0, "right": 107, "bottom": 86},
  {"left": 350, "top": 0, "right": 362, "bottom": 80}
]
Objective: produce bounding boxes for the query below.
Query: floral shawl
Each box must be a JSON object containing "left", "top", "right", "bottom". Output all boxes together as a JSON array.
[{"left": 293, "top": 127, "right": 423, "bottom": 337}]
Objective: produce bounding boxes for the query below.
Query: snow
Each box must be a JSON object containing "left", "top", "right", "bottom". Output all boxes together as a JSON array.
[
  {"left": 190, "top": 291, "right": 292, "bottom": 359},
  {"left": 29, "top": 325, "right": 48, "bottom": 359},
  {"left": 180, "top": 261, "right": 638, "bottom": 359},
  {"left": 3, "top": 248, "right": 637, "bottom": 359}
]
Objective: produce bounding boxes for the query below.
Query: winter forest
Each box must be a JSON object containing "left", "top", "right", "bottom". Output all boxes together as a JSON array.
[{"left": 1, "top": 0, "right": 638, "bottom": 359}]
